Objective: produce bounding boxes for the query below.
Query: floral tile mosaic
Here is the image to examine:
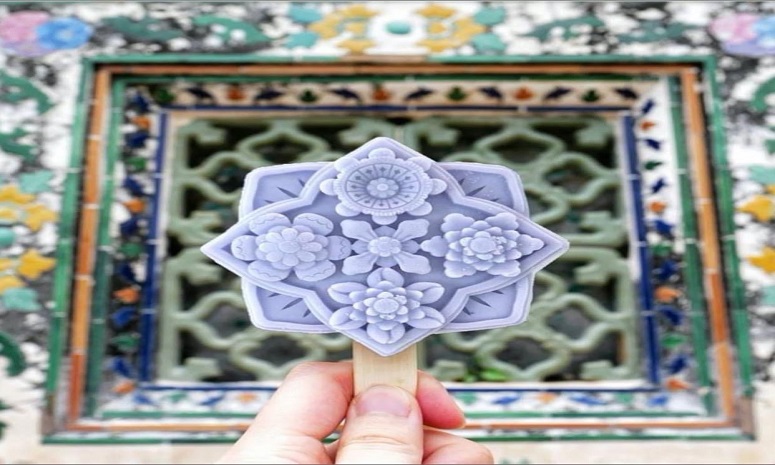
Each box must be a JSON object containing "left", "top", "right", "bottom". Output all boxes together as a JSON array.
[{"left": 0, "top": 1, "right": 773, "bottom": 458}]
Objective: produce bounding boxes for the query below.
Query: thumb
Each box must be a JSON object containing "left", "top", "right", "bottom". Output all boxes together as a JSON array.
[{"left": 336, "top": 385, "right": 423, "bottom": 464}]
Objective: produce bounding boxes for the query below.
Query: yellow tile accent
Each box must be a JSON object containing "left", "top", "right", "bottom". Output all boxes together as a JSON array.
[
  {"left": 428, "top": 21, "right": 447, "bottom": 34},
  {"left": 417, "top": 17, "right": 485, "bottom": 52},
  {"left": 17, "top": 250, "right": 56, "bottom": 280},
  {"left": 0, "top": 275, "right": 24, "bottom": 294},
  {"left": 749, "top": 246, "right": 775, "bottom": 274},
  {"left": 309, "top": 17, "right": 341, "bottom": 39},
  {"left": 416, "top": 3, "right": 457, "bottom": 19},
  {"left": 339, "top": 4, "right": 377, "bottom": 19},
  {"left": 0, "top": 185, "right": 35, "bottom": 205},
  {"left": 738, "top": 195, "right": 774, "bottom": 222},
  {"left": 22, "top": 204, "right": 57, "bottom": 231},
  {"left": 0, "top": 258, "right": 14, "bottom": 272},
  {"left": 767, "top": 185, "right": 775, "bottom": 195},
  {"left": 337, "top": 37, "right": 375, "bottom": 54},
  {"left": 417, "top": 37, "right": 456, "bottom": 52},
  {"left": 0, "top": 206, "right": 20, "bottom": 223},
  {"left": 345, "top": 21, "right": 367, "bottom": 35},
  {"left": 451, "top": 17, "right": 486, "bottom": 43}
]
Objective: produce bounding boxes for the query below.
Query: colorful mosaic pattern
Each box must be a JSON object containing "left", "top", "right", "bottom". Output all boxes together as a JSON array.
[{"left": 0, "top": 1, "right": 771, "bottom": 451}]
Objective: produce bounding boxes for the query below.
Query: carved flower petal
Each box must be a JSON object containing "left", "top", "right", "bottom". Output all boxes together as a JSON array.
[
  {"left": 374, "top": 225, "right": 395, "bottom": 236},
  {"left": 407, "top": 306, "right": 444, "bottom": 328},
  {"left": 375, "top": 256, "right": 397, "bottom": 267},
  {"left": 392, "top": 219, "right": 429, "bottom": 241},
  {"left": 406, "top": 282, "right": 443, "bottom": 304},
  {"left": 327, "top": 236, "right": 352, "bottom": 260},
  {"left": 369, "top": 147, "right": 396, "bottom": 159},
  {"left": 444, "top": 260, "right": 476, "bottom": 278},
  {"left": 367, "top": 324, "right": 390, "bottom": 344},
  {"left": 408, "top": 202, "right": 432, "bottom": 217},
  {"left": 366, "top": 322, "right": 406, "bottom": 344},
  {"left": 409, "top": 156, "right": 432, "bottom": 171},
  {"left": 393, "top": 251, "right": 431, "bottom": 275},
  {"left": 341, "top": 220, "right": 378, "bottom": 242},
  {"left": 329, "top": 281, "right": 368, "bottom": 303},
  {"left": 343, "top": 252, "right": 379, "bottom": 275},
  {"left": 373, "top": 213, "right": 397, "bottom": 225},
  {"left": 367, "top": 267, "right": 404, "bottom": 288},
  {"left": 517, "top": 235, "right": 545, "bottom": 254},
  {"left": 430, "top": 178, "right": 447, "bottom": 195},
  {"left": 247, "top": 260, "right": 290, "bottom": 282},
  {"left": 402, "top": 240, "right": 419, "bottom": 253},
  {"left": 248, "top": 213, "right": 290, "bottom": 235},
  {"left": 320, "top": 178, "right": 335, "bottom": 195},
  {"left": 353, "top": 241, "right": 369, "bottom": 254},
  {"left": 486, "top": 212, "right": 519, "bottom": 230},
  {"left": 420, "top": 236, "right": 449, "bottom": 257},
  {"left": 334, "top": 156, "right": 360, "bottom": 171},
  {"left": 330, "top": 307, "right": 368, "bottom": 330},
  {"left": 441, "top": 213, "right": 476, "bottom": 233},
  {"left": 487, "top": 260, "right": 521, "bottom": 277},
  {"left": 336, "top": 203, "right": 360, "bottom": 217},
  {"left": 294, "top": 260, "right": 336, "bottom": 281},
  {"left": 231, "top": 235, "right": 258, "bottom": 261},
  {"left": 294, "top": 213, "right": 334, "bottom": 235}
]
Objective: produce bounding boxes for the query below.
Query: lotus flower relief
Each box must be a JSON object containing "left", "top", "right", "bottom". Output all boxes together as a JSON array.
[
  {"left": 231, "top": 212, "right": 351, "bottom": 282},
  {"left": 328, "top": 268, "right": 445, "bottom": 344},
  {"left": 320, "top": 147, "right": 447, "bottom": 225},
  {"left": 340, "top": 218, "right": 431, "bottom": 275},
  {"left": 421, "top": 212, "right": 545, "bottom": 279}
]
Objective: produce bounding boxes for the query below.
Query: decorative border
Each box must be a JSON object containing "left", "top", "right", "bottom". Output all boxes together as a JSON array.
[{"left": 42, "top": 58, "right": 752, "bottom": 441}]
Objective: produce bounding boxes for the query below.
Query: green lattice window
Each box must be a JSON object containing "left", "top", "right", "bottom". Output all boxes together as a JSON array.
[{"left": 158, "top": 115, "right": 638, "bottom": 383}]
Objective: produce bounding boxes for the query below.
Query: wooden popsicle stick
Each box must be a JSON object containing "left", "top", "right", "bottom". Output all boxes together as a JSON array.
[{"left": 353, "top": 343, "right": 418, "bottom": 395}]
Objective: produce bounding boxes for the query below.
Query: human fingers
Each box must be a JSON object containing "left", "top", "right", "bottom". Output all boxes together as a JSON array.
[
  {"left": 220, "top": 361, "right": 352, "bottom": 464},
  {"left": 422, "top": 428, "right": 494, "bottom": 465},
  {"left": 324, "top": 368, "right": 465, "bottom": 461},
  {"left": 335, "top": 385, "right": 424, "bottom": 464},
  {"left": 417, "top": 371, "right": 465, "bottom": 429}
]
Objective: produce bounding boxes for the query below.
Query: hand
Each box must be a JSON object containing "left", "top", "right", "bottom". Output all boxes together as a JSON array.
[{"left": 219, "top": 361, "right": 493, "bottom": 464}]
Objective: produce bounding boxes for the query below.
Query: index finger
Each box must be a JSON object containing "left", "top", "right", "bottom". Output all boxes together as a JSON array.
[{"left": 245, "top": 361, "right": 464, "bottom": 441}]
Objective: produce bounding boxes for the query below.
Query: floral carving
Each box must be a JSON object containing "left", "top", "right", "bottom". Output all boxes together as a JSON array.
[
  {"left": 328, "top": 268, "right": 444, "bottom": 344},
  {"left": 320, "top": 147, "right": 447, "bottom": 225},
  {"left": 202, "top": 137, "right": 569, "bottom": 354},
  {"left": 340, "top": 219, "right": 430, "bottom": 275},
  {"left": 421, "top": 212, "right": 544, "bottom": 278},
  {"left": 231, "top": 212, "right": 351, "bottom": 282}
]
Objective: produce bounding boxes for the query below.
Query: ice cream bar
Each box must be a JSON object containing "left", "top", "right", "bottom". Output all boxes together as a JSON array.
[{"left": 201, "top": 137, "right": 569, "bottom": 357}]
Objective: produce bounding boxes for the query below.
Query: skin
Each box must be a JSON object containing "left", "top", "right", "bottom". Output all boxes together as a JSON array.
[{"left": 219, "top": 361, "right": 494, "bottom": 464}]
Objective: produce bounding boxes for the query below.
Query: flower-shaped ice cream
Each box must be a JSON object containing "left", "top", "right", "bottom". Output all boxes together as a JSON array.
[
  {"left": 421, "top": 212, "right": 544, "bottom": 278},
  {"left": 320, "top": 147, "right": 447, "bottom": 225},
  {"left": 231, "top": 212, "right": 351, "bottom": 282},
  {"left": 328, "top": 268, "right": 444, "bottom": 344},
  {"left": 340, "top": 218, "right": 430, "bottom": 275}
]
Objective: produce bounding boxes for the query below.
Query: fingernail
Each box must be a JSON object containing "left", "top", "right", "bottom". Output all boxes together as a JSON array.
[{"left": 355, "top": 385, "right": 412, "bottom": 417}]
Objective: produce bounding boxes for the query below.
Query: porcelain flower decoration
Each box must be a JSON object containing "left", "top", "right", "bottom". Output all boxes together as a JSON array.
[
  {"left": 340, "top": 218, "right": 430, "bottom": 275},
  {"left": 320, "top": 147, "right": 447, "bottom": 225},
  {"left": 36, "top": 17, "right": 92, "bottom": 50},
  {"left": 421, "top": 212, "right": 544, "bottom": 278},
  {"left": 231, "top": 212, "right": 351, "bottom": 282},
  {"left": 328, "top": 268, "right": 445, "bottom": 344},
  {"left": 0, "top": 13, "right": 92, "bottom": 56}
]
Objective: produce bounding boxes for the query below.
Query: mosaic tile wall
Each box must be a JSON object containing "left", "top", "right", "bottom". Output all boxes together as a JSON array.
[{"left": 0, "top": 1, "right": 773, "bottom": 462}]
